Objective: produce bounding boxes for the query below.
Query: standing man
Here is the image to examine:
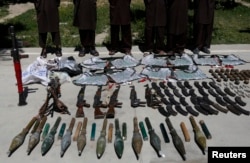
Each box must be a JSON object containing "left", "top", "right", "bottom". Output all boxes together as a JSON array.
[
  {"left": 192, "top": 0, "right": 215, "bottom": 54},
  {"left": 73, "top": 0, "right": 99, "bottom": 57},
  {"left": 167, "top": 0, "right": 189, "bottom": 55},
  {"left": 108, "top": 0, "right": 132, "bottom": 55},
  {"left": 144, "top": 0, "right": 167, "bottom": 55},
  {"left": 34, "top": 0, "right": 63, "bottom": 58}
]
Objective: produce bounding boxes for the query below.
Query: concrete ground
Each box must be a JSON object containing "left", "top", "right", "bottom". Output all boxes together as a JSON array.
[{"left": 0, "top": 44, "right": 250, "bottom": 163}]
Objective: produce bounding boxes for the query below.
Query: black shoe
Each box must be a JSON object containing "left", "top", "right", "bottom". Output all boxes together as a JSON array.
[
  {"left": 78, "top": 48, "right": 86, "bottom": 57},
  {"left": 193, "top": 48, "right": 200, "bottom": 54},
  {"left": 109, "top": 50, "right": 117, "bottom": 56},
  {"left": 40, "top": 48, "right": 47, "bottom": 58},
  {"left": 55, "top": 48, "right": 62, "bottom": 57},
  {"left": 90, "top": 49, "right": 99, "bottom": 56},
  {"left": 201, "top": 47, "right": 210, "bottom": 54}
]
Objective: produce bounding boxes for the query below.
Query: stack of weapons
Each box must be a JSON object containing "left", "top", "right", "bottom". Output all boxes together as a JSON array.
[
  {"left": 143, "top": 80, "right": 249, "bottom": 117},
  {"left": 38, "top": 76, "right": 71, "bottom": 118},
  {"left": 75, "top": 84, "right": 122, "bottom": 119}
]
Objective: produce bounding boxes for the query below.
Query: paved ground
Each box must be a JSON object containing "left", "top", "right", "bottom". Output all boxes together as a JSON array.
[{"left": 0, "top": 44, "right": 250, "bottom": 163}]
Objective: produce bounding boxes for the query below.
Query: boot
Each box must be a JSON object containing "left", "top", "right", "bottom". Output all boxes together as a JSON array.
[
  {"left": 75, "top": 107, "right": 84, "bottom": 118},
  {"left": 40, "top": 47, "right": 47, "bottom": 58},
  {"left": 55, "top": 47, "right": 62, "bottom": 57},
  {"left": 94, "top": 107, "right": 105, "bottom": 119}
]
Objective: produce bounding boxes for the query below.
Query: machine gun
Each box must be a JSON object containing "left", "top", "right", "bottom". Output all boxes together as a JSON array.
[{"left": 9, "top": 26, "right": 29, "bottom": 106}]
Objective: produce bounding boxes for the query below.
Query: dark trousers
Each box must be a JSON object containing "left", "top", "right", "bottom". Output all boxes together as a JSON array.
[
  {"left": 79, "top": 29, "right": 96, "bottom": 49},
  {"left": 39, "top": 32, "right": 61, "bottom": 48},
  {"left": 110, "top": 24, "right": 132, "bottom": 52},
  {"left": 145, "top": 26, "right": 166, "bottom": 52},
  {"left": 167, "top": 33, "right": 187, "bottom": 52},
  {"left": 194, "top": 23, "right": 213, "bottom": 49}
]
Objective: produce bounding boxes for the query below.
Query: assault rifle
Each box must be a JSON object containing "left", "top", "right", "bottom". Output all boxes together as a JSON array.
[
  {"left": 75, "top": 85, "right": 90, "bottom": 117},
  {"left": 106, "top": 85, "right": 122, "bottom": 118}
]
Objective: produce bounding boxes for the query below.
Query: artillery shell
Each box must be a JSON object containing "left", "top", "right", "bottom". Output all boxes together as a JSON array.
[
  {"left": 41, "top": 123, "right": 50, "bottom": 142},
  {"left": 7, "top": 117, "right": 37, "bottom": 157},
  {"left": 114, "top": 119, "right": 124, "bottom": 159},
  {"left": 145, "top": 117, "right": 164, "bottom": 158},
  {"left": 159, "top": 123, "right": 170, "bottom": 143},
  {"left": 96, "top": 118, "right": 107, "bottom": 159},
  {"left": 108, "top": 123, "right": 113, "bottom": 143},
  {"left": 180, "top": 122, "right": 190, "bottom": 142},
  {"left": 132, "top": 117, "right": 143, "bottom": 160},
  {"left": 58, "top": 123, "right": 66, "bottom": 140},
  {"left": 122, "top": 122, "right": 127, "bottom": 141},
  {"left": 73, "top": 121, "right": 82, "bottom": 141},
  {"left": 77, "top": 117, "right": 88, "bottom": 156},
  {"left": 199, "top": 120, "right": 212, "bottom": 139},
  {"left": 166, "top": 117, "right": 186, "bottom": 160},
  {"left": 189, "top": 116, "right": 206, "bottom": 155},
  {"left": 90, "top": 123, "right": 96, "bottom": 141},
  {"left": 139, "top": 121, "right": 148, "bottom": 141}
]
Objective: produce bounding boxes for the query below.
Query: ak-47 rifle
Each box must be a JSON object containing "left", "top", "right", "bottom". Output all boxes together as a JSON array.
[
  {"left": 9, "top": 26, "right": 29, "bottom": 106},
  {"left": 75, "top": 85, "right": 90, "bottom": 117},
  {"left": 106, "top": 85, "right": 122, "bottom": 118},
  {"left": 94, "top": 86, "right": 108, "bottom": 119}
]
